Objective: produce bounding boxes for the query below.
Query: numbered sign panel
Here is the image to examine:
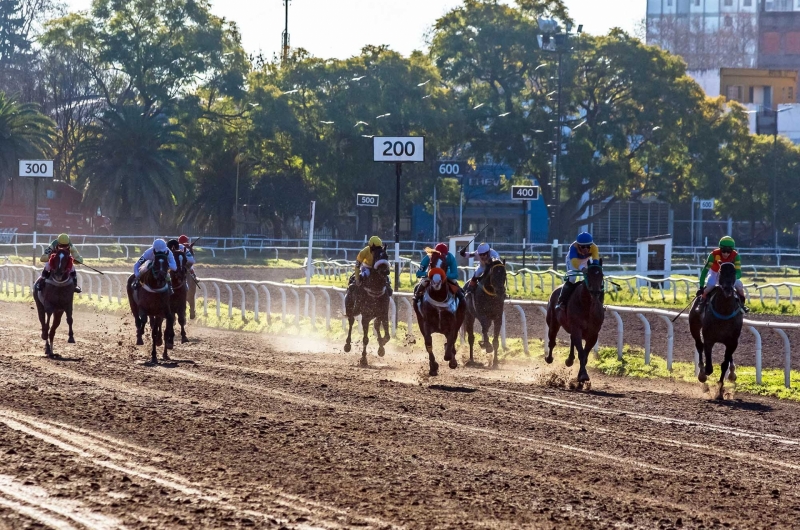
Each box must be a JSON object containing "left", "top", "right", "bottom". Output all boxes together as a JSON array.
[
  {"left": 373, "top": 137, "right": 425, "bottom": 162},
  {"left": 699, "top": 199, "right": 715, "bottom": 210},
  {"left": 511, "top": 185, "right": 540, "bottom": 200},
  {"left": 436, "top": 160, "right": 467, "bottom": 176},
  {"left": 357, "top": 193, "right": 380, "bottom": 207},
  {"left": 18, "top": 160, "right": 54, "bottom": 178}
]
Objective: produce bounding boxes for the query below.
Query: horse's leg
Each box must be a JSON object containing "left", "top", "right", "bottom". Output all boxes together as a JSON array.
[
  {"left": 545, "top": 313, "right": 559, "bottom": 364},
  {"left": 373, "top": 318, "right": 386, "bottom": 357},
  {"left": 704, "top": 340, "right": 714, "bottom": 377},
  {"left": 66, "top": 301, "right": 75, "bottom": 344},
  {"left": 491, "top": 316, "right": 502, "bottom": 368},
  {"left": 37, "top": 303, "right": 48, "bottom": 341},
  {"left": 478, "top": 315, "right": 493, "bottom": 353},
  {"left": 49, "top": 311, "right": 63, "bottom": 358},
  {"left": 344, "top": 316, "right": 354, "bottom": 353},
  {"left": 43, "top": 312, "right": 52, "bottom": 357},
  {"left": 717, "top": 342, "right": 738, "bottom": 399},
  {"left": 360, "top": 316, "right": 371, "bottom": 366},
  {"left": 136, "top": 309, "right": 145, "bottom": 346},
  {"left": 566, "top": 336, "right": 576, "bottom": 367},
  {"left": 148, "top": 316, "right": 158, "bottom": 364},
  {"left": 465, "top": 313, "right": 476, "bottom": 365},
  {"left": 179, "top": 304, "right": 188, "bottom": 343},
  {"left": 424, "top": 326, "right": 438, "bottom": 377},
  {"left": 163, "top": 311, "right": 174, "bottom": 360},
  {"left": 576, "top": 333, "right": 595, "bottom": 386}
]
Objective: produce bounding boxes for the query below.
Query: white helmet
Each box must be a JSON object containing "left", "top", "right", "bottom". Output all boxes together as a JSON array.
[
  {"left": 476, "top": 242, "right": 491, "bottom": 254},
  {"left": 153, "top": 239, "right": 168, "bottom": 253}
]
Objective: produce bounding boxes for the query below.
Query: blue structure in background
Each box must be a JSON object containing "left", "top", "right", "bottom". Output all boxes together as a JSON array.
[{"left": 412, "top": 164, "right": 549, "bottom": 243}]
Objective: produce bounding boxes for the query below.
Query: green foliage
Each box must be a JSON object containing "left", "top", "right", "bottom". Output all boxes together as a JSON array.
[{"left": 0, "top": 91, "right": 56, "bottom": 200}]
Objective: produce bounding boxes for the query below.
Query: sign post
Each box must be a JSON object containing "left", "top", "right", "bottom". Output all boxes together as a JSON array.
[
  {"left": 19, "top": 160, "right": 54, "bottom": 265},
  {"left": 435, "top": 161, "right": 467, "bottom": 242},
  {"left": 306, "top": 200, "right": 315, "bottom": 285},
  {"left": 373, "top": 136, "right": 425, "bottom": 290}
]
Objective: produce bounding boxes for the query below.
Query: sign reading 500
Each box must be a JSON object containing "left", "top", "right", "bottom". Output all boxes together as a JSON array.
[{"left": 373, "top": 137, "right": 425, "bottom": 162}]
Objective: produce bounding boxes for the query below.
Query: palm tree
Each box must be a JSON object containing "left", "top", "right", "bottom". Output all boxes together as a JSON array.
[
  {"left": 0, "top": 91, "right": 56, "bottom": 202},
  {"left": 77, "top": 105, "right": 186, "bottom": 234}
]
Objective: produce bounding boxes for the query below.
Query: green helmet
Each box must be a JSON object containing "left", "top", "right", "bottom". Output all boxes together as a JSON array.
[
  {"left": 57, "top": 233, "right": 70, "bottom": 245},
  {"left": 719, "top": 236, "right": 735, "bottom": 249}
]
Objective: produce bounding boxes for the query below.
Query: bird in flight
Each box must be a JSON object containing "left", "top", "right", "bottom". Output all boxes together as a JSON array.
[
  {"left": 320, "top": 121, "right": 334, "bottom": 124},
  {"left": 473, "top": 103, "right": 485, "bottom": 110},
  {"left": 498, "top": 112, "right": 511, "bottom": 117},
  {"left": 417, "top": 79, "right": 430, "bottom": 87},
  {"left": 282, "top": 89, "right": 299, "bottom": 95},
  {"left": 361, "top": 134, "right": 375, "bottom": 138},
  {"left": 422, "top": 95, "right": 432, "bottom": 99},
  {"left": 376, "top": 113, "right": 391, "bottom": 119},
  {"left": 351, "top": 75, "right": 366, "bottom": 81},
  {"left": 354, "top": 121, "right": 369, "bottom": 127}
]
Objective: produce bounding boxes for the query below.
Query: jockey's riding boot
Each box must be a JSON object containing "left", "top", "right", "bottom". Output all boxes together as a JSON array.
[
  {"left": 386, "top": 276, "right": 393, "bottom": 296},
  {"left": 465, "top": 279, "right": 477, "bottom": 294},
  {"left": 555, "top": 281, "right": 575, "bottom": 310},
  {"left": 70, "top": 271, "right": 81, "bottom": 293},
  {"left": 739, "top": 295, "right": 749, "bottom": 313}
]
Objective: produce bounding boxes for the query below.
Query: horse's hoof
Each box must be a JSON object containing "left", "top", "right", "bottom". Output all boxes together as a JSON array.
[
  {"left": 67, "top": 337, "right": 75, "bottom": 344},
  {"left": 359, "top": 357, "right": 368, "bottom": 367},
  {"left": 189, "top": 312, "right": 196, "bottom": 320},
  {"left": 544, "top": 355, "right": 553, "bottom": 364},
  {"left": 485, "top": 344, "right": 494, "bottom": 354},
  {"left": 41, "top": 333, "right": 48, "bottom": 340},
  {"left": 565, "top": 357, "right": 575, "bottom": 368},
  {"left": 698, "top": 372, "right": 707, "bottom": 383},
  {"left": 492, "top": 360, "right": 499, "bottom": 369},
  {"left": 443, "top": 350, "right": 452, "bottom": 362},
  {"left": 448, "top": 359, "right": 458, "bottom": 369},
  {"left": 155, "top": 337, "right": 163, "bottom": 347},
  {"left": 429, "top": 368, "right": 438, "bottom": 377},
  {"left": 705, "top": 366, "right": 714, "bottom": 376},
  {"left": 728, "top": 371, "right": 737, "bottom": 383},
  {"left": 181, "top": 336, "right": 189, "bottom": 344},
  {"left": 344, "top": 343, "right": 351, "bottom": 353},
  {"left": 150, "top": 358, "right": 158, "bottom": 365},
  {"left": 166, "top": 343, "right": 174, "bottom": 350},
  {"left": 584, "top": 380, "right": 592, "bottom": 391},
  {"left": 136, "top": 338, "right": 144, "bottom": 346},
  {"left": 377, "top": 346, "right": 385, "bottom": 357},
  {"left": 162, "top": 353, "right": 171, "bottom": 361}
]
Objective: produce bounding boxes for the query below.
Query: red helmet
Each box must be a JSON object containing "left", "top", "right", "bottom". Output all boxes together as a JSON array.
[
  {"left": 178, "top": 235, "right": 189, "bottom": 245},
  {"left": 435, "top": 243, "right": 448, "bottom": 255}
]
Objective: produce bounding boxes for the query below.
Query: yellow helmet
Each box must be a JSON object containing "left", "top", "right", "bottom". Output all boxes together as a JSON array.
[
  {"left": 369, "top": 236, "right": 383, "bottom": 247},
  {"left": 57, "top": 233, "right": 70, "bottom": 245}
]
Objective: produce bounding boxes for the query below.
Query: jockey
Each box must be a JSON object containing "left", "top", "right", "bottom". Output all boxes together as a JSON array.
[
  {"left": 695, "top": 236, "right": 747, "bottom": 313},
  {"left": 415, "top": 243, "right": 462, "bottom": 303},
  {"left": 555, "top": 232, "right": 599, "bottom": 310},
  {"left": 177, "top": 235, "right": 198, "bottom": 284},
  {"left": 35, "top": 233, "right": 83, "bottom": 293},
  {"left": 460, "top": 242, "right": 500, "bottom": 293},
  {"left": 132, "top": 238, "right": 177, "bottom": 290},
  {"left": 350, "top": 235, "right": 392, "bottom": 295}
]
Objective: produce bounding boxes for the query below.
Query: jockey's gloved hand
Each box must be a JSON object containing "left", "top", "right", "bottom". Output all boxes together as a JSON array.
[
  {"left": 45, "top": 248, "right": 53, "bottom": 255},
  {"left": 459, "top": 249, "right": 466, "bottom": 257},
  {"left": 696, "top": 288, "right": 704, "bottom": 297}
]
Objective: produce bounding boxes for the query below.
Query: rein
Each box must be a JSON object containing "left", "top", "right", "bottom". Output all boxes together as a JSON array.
[
  {"left": 480, "top": 261, "right": 506, "bottom": 297},
  {"left": 708, "top": 289, "right": 742, "bottom": 320},
  {"left": 582, "top": 263, "right": 605, "bottom": 297}
]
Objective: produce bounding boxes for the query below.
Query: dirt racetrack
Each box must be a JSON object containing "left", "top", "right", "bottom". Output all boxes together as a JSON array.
[{"left": 2, "top": 300, "right": 800, "bottom": 529}]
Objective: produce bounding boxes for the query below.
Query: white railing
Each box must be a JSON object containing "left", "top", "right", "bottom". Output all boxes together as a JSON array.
[{"left": 2, "top": 262, "right": 799, "bottom": 389}]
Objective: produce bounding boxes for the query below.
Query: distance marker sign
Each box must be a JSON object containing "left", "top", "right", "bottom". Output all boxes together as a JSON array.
[
  {"left": 436, "top": 161, "right": 467, "bottom": 176},
  {"left": 18, "top": 160, "right": 54, "bottom": 178},
  {"left": 511, "top": 185, "right": 539, "bottom": 200},
  {"left": 357, "top": 194, "right": 379, "bottom": 207},
  {"left": 373, "top": 137, "right": 424, "bottom": 162}
]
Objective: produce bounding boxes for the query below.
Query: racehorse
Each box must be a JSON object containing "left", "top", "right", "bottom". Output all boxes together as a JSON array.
[
  {"left": 343, "top": 245, "right": 391, "bottom": 366},
  {"left": 126, "top": 252, "right": 175, "bottom": 364},
  {"left": 166, "top": 248, "right": 190, "bottom": 348},
  {"left": 545, "top": 261, "right": 605, "bottom": 389},
  {"left": 33, "top": 247, "right": 76, "bottom": 358},
  {"left": 414, "top": 266, "right": 466, "bottom": 376},
  {"left": 689, "top": 262, "right": 743, "bottom": 399},
  {"left": 464, "top": 259, "right": 506, "bottom": 368}
]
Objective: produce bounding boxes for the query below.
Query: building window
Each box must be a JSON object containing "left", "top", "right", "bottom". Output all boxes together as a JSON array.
[
  {"left": 789, "top": 87, "right": 795, "bottom": 101},
  {"left": 666, "top": 0, "right": 672, "bottom": 5},
  {"left": 695, "top": 0, "right": 700, "bottom": 5},
  {"left": 744, "top": 0, "right": 752, "bottom": 5},
  {"left": 724, "top": 15, "right": 733, "bottom": 27},
  {"left": 724, "top": 0, "right": 732, "bottom": 5},
  {"left": 726, "top": 85, "right": 743, "bottom": 102}
]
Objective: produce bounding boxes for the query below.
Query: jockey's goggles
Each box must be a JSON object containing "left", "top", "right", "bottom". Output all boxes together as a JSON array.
[
  {"left": 720, "top": 247, "right": 733, "bottom": 254},
  {"left": 479, "top": 251, "right": 489, "bottom": 258},
  {"left": 579, "top": 244, "right": 592, "bottom": 250}
]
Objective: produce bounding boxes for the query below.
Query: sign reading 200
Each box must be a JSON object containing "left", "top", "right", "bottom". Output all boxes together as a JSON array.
[{"left": 373, "top": 137, "right": 425, "bottom": 162}]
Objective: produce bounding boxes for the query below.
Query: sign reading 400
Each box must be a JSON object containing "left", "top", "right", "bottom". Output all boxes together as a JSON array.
[
  {"left": 18, "top": 160, "right": 54, "bottom": 178},
  {"left": 373, "top": 136, "right": 425, "bottom": 162}
]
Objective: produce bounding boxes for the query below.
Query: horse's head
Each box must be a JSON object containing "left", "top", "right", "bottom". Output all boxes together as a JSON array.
[
  {"left": 148, "top": 251, "right": 171, "bottom": 286},
  {"left": 372, "top": 245, "right": 391, "bottom": 276},
  {"left": 48, "top": 246, "right": 74, "bottom": 281},
  {"left": 484, "top": 259, "right": 507, "bottom": 298},
  {"left": 171, "top": 249, "right": 188, "bottom": 287},
  {"left": 584, "top": 260, "right": 605, "bottom": 301},
  {"left": 428, "top": 267, "right": 446, "bottom": 292},
  {"left": 718, "top": 262, "right": 736, "bottom": 298}
]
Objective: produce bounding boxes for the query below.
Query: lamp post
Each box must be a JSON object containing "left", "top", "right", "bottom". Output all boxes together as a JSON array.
[
  {"left": 537, "top": 18, "right": 581, "bottom": 247},
  {"left": 769, "top": 107, "right": 790, "bottom": 250}
]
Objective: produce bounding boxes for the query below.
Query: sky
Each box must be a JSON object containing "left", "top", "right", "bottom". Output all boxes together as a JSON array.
[{"left": 62, "top": 0, "right": 644, "bottom": 60}]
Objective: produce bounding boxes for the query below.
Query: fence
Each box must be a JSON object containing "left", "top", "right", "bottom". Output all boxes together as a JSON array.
[{"left": 3, "top": 262, "right": 800, "bottom": 390}]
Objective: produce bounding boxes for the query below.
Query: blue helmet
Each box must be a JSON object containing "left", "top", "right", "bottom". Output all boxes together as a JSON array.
[
  {"left": 576, "top": 232, "right": 593, "bottom": 245},
  {"left": 153, "top": 239, "right": 168, "bottom": 253}
]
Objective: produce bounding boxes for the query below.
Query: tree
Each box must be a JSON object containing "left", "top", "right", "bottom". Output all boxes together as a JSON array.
[
  {"left": 77, "top": 105, "right": 185, "bottom": 233},
  {"left": 0, "top": 91, "right": 55, "bottom": 201}
]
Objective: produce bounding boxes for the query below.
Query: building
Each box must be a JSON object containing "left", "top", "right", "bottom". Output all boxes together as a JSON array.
[{"left": 719, "top": 67, "right": 797, "bottom": 107}]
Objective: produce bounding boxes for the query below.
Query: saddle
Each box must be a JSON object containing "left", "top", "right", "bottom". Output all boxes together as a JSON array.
[{"left": 420, "top": 285, "right": 459, "bottom": 313}]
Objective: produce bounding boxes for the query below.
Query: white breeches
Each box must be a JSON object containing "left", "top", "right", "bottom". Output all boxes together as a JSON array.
[{"left": 704, "top": 271, "right": 744, "bottom": 295}]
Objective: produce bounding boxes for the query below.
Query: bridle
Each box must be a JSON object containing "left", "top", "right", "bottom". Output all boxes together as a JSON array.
[
  {"left": 481, "top": 260, "right": 506, "bottom": 297},
  {"left": 583, "top": 263, "right": 605, "bottom": 300}
]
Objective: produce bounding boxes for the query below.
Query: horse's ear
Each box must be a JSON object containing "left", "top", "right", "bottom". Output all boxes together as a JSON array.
[
  {"left": 599, "top": 258, "right": 603, "bottom": 267},
  {"left": 502, "top": 259, "right": 506, "bottom": 265}
]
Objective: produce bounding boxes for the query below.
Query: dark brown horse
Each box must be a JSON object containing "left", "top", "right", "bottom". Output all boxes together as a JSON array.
[
  {"left": 545, "top": 262, "right": 605, "bottom": 389},
  {"left": 689, "top": 262, "right": 743, "bottom": 399},
  {"left": 465, "top": 259, "right": 506, "bottom": 368},
  {"left": 166, "top": 248, "right": 190, "bottom": 348},
  {"left": 413, "top": 266, "right": 466, "bottom": 376},
  {"left": 126, "top": 252, "right": 174, "bottom": 364},
  {"left": 344, "top": 245, "right": 391, "bottom": 366},
  {"left": 33, "top": 248, "right": 75, "bottom": 358}
]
